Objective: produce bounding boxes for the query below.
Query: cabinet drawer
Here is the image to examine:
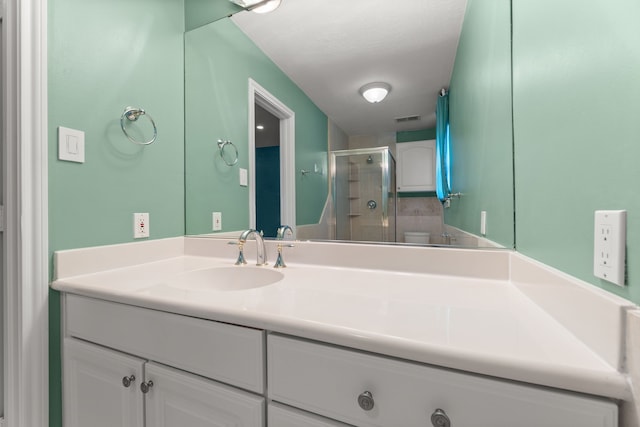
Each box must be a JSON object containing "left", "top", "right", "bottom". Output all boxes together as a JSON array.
[
  {"left": 65, "top": 294, "right": 264, "bottom": 393},
  {"left": 269, "top": 403, "right": 352, "bottom": 427},
  {"left": 268, "top": 334, "right": 617, "bottom": 427}
]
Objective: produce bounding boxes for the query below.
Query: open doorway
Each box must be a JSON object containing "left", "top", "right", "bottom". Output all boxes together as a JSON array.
[
  {"left": 254, "top": 104, "right": 280, "bottom": 237},
  {"left": 248, "top": 79, "right": 296, "bottom": 237}
]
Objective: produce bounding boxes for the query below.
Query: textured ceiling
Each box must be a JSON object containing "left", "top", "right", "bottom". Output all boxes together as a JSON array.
[{"left": 232, "top": 0, "right": 467, "bottom": 136}]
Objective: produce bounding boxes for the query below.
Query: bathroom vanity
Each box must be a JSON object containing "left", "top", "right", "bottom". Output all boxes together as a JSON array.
[{"left": 53, "top": 237, "right": 632, "bottom": 427}]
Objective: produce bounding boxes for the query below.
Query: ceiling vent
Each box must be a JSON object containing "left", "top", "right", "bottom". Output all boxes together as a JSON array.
[{"left": 395, "top": 115, "right": 421, "bottom": 123}]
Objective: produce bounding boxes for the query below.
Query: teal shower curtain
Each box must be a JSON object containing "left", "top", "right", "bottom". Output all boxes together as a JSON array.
[{"left": 435, "top": 91, "right": 451, "bottom": 202}]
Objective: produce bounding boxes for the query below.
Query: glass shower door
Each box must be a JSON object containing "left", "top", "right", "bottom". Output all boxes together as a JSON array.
[{"left": 332, "top": 148, "right": 396, "bottom": 242}]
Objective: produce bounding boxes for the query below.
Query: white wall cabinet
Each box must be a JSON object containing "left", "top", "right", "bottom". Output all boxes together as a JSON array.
[{"left": 396, "top": 139, "right": 436, "bottom": 192}]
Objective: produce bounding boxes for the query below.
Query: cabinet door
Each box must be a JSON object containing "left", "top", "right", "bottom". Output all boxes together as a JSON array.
[
  {"left": 396, "top": 140, "right": 436, "bottom": 191},
  {"left": 145, "top": 362, "right": 264, "bottom": 427},
  {"left": 63, "top": 338, "right": 144, "bottom": 427}
]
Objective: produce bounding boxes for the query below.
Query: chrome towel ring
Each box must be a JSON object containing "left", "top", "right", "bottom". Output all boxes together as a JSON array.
[
  {"left": 120, "top": 106, "right": 157, "bottom": 145},
  {"left": 217, "top": 139, "right": 239, "bottom": 166}
]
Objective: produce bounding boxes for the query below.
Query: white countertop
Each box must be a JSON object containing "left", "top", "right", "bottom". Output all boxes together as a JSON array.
[{"left": 51, "top": 239, "right": 631, "bottom": 401}]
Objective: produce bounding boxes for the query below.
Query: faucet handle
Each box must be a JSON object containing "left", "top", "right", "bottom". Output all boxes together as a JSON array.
[
  {"left": 273, "top": 243, "right": 294, "bottom": 268},
  {"left": 234, "top": 242, "right": 247, "bottom": 265}
]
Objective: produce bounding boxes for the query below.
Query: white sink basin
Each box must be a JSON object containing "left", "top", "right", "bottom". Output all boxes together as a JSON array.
[{"left": 168, "top": 266, "right": 284, "bottom": 291}]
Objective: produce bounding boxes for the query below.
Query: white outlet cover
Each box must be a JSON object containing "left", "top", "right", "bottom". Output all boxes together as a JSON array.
[
  {"left": 58, "top": 126, "right": 85, "bottom": 163},
  {"left": 593, "top": 210, "right": 626, "bottom": 286},
  {"left": 133, "top": 213, "right": 150, "bottom": 239}
]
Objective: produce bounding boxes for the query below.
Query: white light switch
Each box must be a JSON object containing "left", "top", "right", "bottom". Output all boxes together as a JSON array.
[
  {"left": 58, "top": 126, "right": 85, "bottom": 163},
  {"left": 239, "top": 168, "right": 248, "bottom": 187},
  {"left": 480, "top": 211, "right": 487, "bottom": 236},
  {"left": 212, "top": 212, "right": 222, "bottom": 231}
]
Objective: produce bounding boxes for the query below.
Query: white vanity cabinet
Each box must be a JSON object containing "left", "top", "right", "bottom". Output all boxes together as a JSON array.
[
  {"left": 64, "top": 338, "right": 144, "bottom": 427},
  {"left": 62, "top": 295, "right": 265, "bottom": 427},
  {"left": 267, "top": 334, "right": 618, "bottom": 427},
  {"left": 60, "top": 294, "right": 618, "bottom": 427},
  {"left": 64, "top": 338, "right": 264, "bottom": 427},
  {"left": 396, "top": 139, "right": 436, "bottom": 192}
]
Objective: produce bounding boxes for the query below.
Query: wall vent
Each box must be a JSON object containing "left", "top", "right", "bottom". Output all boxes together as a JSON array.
[{"left": 395, "top": 115, "right": 421, "bottom": 123}]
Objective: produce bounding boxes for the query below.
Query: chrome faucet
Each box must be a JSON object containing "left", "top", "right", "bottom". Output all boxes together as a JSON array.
[
  {"left": 276, "top": 225, "right": 293, "bottom": 240},
  {"left": 274, "top": 225, "right": 294, "bottom": 268},
  {"left": 237, "top": 229, "right": 268, "bottom": 266}
]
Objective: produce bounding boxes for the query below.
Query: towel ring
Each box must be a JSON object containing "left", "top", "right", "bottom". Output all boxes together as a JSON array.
[
  {"left": 217, "top": 139, "right": 239, "bottom": 166},
  {"left": 120, "top": 106, "right": 157, "bottom": 145}
]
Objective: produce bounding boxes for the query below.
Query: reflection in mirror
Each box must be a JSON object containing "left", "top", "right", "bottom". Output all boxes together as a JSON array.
[
  {"left": 332, "top": 147, "right": 396, "bottom": 242},
  {"left": 184, "top": 0, "right": 515, "bottom": 249}
]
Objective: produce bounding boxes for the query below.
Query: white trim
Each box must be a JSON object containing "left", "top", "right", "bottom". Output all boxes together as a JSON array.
[
  {"left": 248, "top": 78, "right": 296, "bottom": 233},
  {"left": 3, "top": 0, "right": 49, "bottom": 425}
]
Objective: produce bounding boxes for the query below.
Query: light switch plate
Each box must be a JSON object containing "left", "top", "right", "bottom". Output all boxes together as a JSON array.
[
  {"left": 593, "top": 210, "right": 626, "bottom": 286},
  {"left": 58, "top": 126, "right": 85, "bottom": 163},
  {"left": 480, "top": 211, "right": 487, "bottom": 236},
  {"left": 212, "top": 212, "right": 222, "bottom": 231},
  {"left": 239, "top": 168, "right": 248, "bottom": 187}
]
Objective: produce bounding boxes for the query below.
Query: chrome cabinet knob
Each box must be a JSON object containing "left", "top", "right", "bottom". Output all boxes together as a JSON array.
[
  {"left": 431, "top": 408, "right": 451, "bottom": 427},
  {"left": 357, "top": 391, "right": 375, "bottom": 411},
  {"left": 122, "top": 375, "right": 135, "bottom": 388},
  {"left": 140, "top": 380, "right": 154, "bottom": 394}
]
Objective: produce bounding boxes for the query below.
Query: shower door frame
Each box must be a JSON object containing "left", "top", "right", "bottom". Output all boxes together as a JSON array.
[{"left": 330, "top": 146, "right": 396, "bottom": 242}]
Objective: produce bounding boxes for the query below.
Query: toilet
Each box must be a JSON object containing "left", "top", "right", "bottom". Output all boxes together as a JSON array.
[{"left": 404, "top": 231, "right": 430, "bottom": 244}]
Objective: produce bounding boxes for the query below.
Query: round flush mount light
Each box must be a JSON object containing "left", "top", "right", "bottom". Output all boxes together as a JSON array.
[
  {"left": 359, "top": 82, "right": 391, "bottom": 103},
  {"left": 229, "top": 0, "right": 282, "bottom": 14}
]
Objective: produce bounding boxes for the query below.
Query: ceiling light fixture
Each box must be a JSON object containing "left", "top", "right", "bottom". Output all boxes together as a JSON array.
[
  {"left": 229, "top": 0, "right": 282, "bottom": 14},
  {"left": 359, "top": 82, "right": 391, "bottom": 103}
]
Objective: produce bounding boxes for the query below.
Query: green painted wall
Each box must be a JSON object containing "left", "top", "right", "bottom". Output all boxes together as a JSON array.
[
  {"left": 512, "top": 0, "right": 640, "bottom": 304},
  {"left": 447, "top": 0, "right": 515, "bottom": 248},
  {"left": 184, "top": 19, "right": 328, "bottom": 234},
  {"left": 48, "top": 0, "right": 185, "bottom": 425},
  {"left": 185, "top": 0, "right": 242, "bottom": 31}
]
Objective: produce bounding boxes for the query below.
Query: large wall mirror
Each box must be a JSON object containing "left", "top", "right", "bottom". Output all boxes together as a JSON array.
[{"left": 185, "top": 0, "right": 515, "bottom": 249}]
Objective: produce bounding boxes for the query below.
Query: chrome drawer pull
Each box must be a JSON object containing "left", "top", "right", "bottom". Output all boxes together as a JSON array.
[
  {"left": 431, "top": 408, "right": 451, "bottom": 427},
  {"left": 357, "top": 391, "right": 375, "bottom": 411},
  {"left": 122, "top": 375, "right": 136, "bottom": 388},
  {"left": 140, "top": 380, "right": 154, "bottom": 394}
]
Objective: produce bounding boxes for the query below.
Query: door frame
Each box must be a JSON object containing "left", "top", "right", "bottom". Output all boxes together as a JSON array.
[
  {"left": 2, "top": 0, "right": 49, "bottom": 425},
  {"left": 248, "top": 79, "right": 296, "bottom": 234}
]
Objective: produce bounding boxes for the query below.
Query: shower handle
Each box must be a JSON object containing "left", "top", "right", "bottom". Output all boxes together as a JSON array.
[{"left": 367, "top": 200, "right": 377, "bottom": 210}]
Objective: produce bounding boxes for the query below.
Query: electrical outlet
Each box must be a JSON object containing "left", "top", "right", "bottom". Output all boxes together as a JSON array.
[
  {"left": 212, "top": 212, "right": 222, "bottom": 231},
  {"left": 593, "top": 210, "right": 626, "bottom": 286},
  {"left": 133, "top": 213, "right": 150, "bottom": 239}
]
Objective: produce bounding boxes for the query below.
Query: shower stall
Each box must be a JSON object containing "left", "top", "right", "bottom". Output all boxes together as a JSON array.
[{"left": 331, "top": 147, "right": 396, "bottom": 242}]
